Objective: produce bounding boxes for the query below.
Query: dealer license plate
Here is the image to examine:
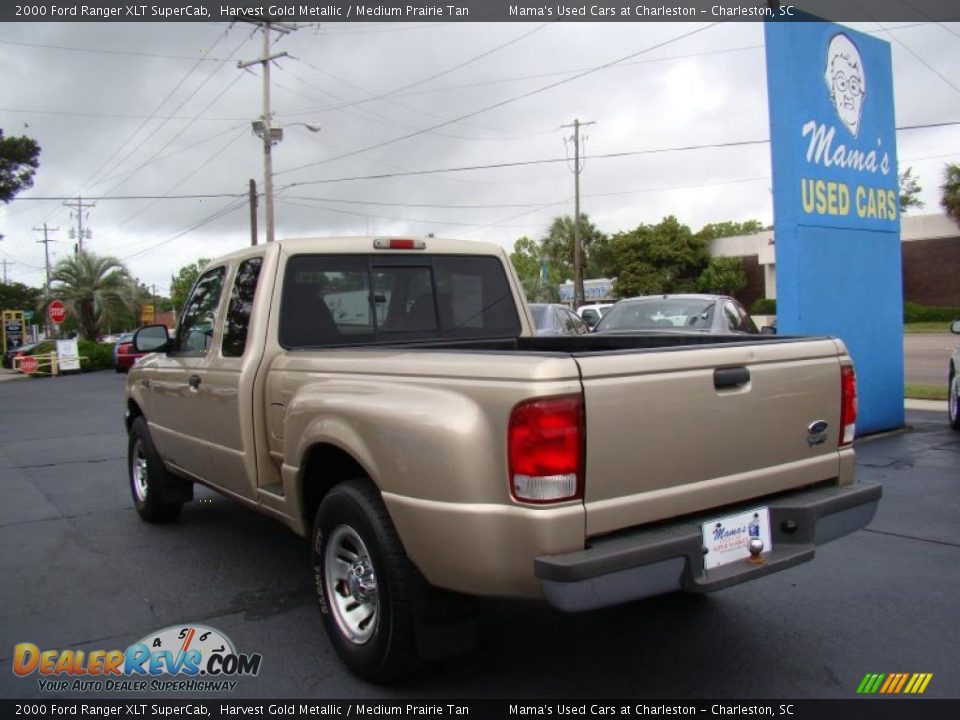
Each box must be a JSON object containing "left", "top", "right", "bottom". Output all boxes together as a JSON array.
[{"left": 701, "top": 507, "right": 773, "bottom": 570}]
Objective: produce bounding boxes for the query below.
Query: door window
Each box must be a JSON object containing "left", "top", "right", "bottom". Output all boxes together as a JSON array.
[
  {"left": 222, "top": 257, "right": 264, "bottom": 357},
  {"left": 177, "top": 266, "right": 226, "bottom": 355}
]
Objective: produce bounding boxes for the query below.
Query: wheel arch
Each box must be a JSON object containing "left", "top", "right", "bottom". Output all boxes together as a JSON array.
[{"left": 299, "top": 442, "right": 376, "bottom": 530}]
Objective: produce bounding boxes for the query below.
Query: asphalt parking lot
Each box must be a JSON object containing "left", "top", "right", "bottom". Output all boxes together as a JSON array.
[{"left": 0, "top": 371, "right": 957, "bottom": 700}]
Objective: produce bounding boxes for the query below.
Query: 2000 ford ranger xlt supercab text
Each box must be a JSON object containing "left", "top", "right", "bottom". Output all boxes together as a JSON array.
[{"left": 125, "top": 236, "right": 880, "bottom": 681}]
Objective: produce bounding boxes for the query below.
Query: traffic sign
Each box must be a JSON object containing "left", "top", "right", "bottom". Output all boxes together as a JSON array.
[
  {"left": 19, "top": 356, "right": 38, "bottom": 374},
  {"left": 48, "top": 300, "right": 66, "bottom": 325},
  {"left": 24, "top": 310, "right": 34, "bottom": 322}
]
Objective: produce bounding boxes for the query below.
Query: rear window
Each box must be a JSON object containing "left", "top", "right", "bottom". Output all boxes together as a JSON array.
[{"left": 279, "top": 254, "right": 521, "bottom": 348}]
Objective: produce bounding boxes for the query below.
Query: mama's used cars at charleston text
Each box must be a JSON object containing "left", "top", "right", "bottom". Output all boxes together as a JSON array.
[{"left": 124, "top": 236, "right": 879, "bottom": 681}]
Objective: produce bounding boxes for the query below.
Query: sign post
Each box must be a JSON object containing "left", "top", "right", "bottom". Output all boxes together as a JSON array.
[{"left": 765, "top": 18, "right": 903, "bottom": 433}]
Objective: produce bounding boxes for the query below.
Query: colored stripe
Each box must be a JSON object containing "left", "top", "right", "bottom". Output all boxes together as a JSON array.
[
  {"left": 891, "top": 674, "right": 907, "bottom": 693},
  {"left": 903, "top": 674, "right": 919, "bottom": 693},
  {"left": 856, "top": 674, "right": 873, "bottom": 693},
  {"left": 868, "top": 673, "right": 886, "bottom": 694},
  {"left": 879, "top": 675, "right": 896, "bottom": 693},
  {"left": 917, "top": 674, "right": 933, "bottom": 694}
]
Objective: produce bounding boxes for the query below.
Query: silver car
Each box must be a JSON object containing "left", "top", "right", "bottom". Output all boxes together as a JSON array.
[
  {"left": 529, "top": 303, "right": 590, "bottom": 336},
  {"left": 950, "top": 320, "right": 960, "bottom": 431},
  {"left": 593, "top": 294, "right": 759, "bottom": 334}
]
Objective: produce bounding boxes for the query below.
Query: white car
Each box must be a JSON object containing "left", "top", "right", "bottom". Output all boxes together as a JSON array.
[
  {"left": 576, "top": 303, "right": 613, "bottom": 329},
  {"left": 949, "top": 320, "right": 960, "bottom": 431}
]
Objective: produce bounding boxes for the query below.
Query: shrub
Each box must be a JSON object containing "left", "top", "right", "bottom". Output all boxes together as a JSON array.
[
  {"left": 77, "top": 340, "right": 114, "bottom": 371},
  {"left": 903, "top": 303, "right": 960, "bottom": 323},
  {"left": 751, "top": 298, "right": 777, "bottom": 315}
]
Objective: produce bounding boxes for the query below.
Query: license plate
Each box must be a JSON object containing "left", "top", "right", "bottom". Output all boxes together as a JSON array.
[{"left": 701, "top": 507, "right": 773, "bottom": 570}]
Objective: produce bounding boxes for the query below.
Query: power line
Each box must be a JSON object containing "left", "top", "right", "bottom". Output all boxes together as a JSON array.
[
  {"left": 120, "top": 198, "right": 249, "bottom": 262},
  {"left": 80, "top": 25, "right": 235, "bottom": 192},
  {"left": 290, "top": 23, "right": 550, "bottom": 118},
  {"left": 276, "top": 22, "right": 724, "bottom": 177},
  {"left": 0, "top": 37, "right": 229, "bottom": 61}
]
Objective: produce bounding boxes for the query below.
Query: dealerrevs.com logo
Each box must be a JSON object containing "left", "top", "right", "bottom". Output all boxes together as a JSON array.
[{"left": 12, "top": 624, "right": 262, "bottom": 693}]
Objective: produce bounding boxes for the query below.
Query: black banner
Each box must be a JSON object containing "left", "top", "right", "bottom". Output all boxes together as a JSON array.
[
  {"left": 2, "top": 0, "right": 959, "bottom": 23},
  {"left": 1, "top": 700, "right": 959, "bottom": 720}
]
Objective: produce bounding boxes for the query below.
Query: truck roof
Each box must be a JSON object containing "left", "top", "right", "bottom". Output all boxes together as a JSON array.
[{"left": 202, "top": 236, "right": 509, "bottom": 267}]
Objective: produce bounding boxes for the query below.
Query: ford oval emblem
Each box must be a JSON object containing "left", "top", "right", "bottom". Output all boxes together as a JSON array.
[{"left": 808, "top": 420, "right": 829, "bottom": 434}]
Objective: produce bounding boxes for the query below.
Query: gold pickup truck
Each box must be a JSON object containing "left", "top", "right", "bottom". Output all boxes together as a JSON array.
[{"left": 125, "top": 237, "right": 879, "bottom": 681}]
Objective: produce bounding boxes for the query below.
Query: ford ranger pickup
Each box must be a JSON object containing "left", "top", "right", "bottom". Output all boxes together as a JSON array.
[{"left": 125, "top": 236, "right": 880, "bottom": 681}]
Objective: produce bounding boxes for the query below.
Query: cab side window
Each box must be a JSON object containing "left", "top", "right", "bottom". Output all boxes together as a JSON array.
[
  {"left": 177, "top": 267, "right": 226, "bottom": 355},
  {"left": 222, "top": 258, "right": 264, "bottom": 357}
]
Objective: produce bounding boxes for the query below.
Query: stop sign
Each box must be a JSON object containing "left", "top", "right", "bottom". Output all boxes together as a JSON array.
[
  {"left": 48, "top": 300, "right": 66, "bottom": 325},
  {"left": 19, "top": 355, "right": 38, "bottom": 374}
]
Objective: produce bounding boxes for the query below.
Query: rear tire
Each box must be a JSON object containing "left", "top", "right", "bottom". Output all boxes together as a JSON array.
[
  {"left": 128, "top": 416, "right": 183, "bottom": 523},
  {"left": 312, "top": 480, "right": 419, "bottom": 683},
  {"left": 949, "top": 369, "right": 960, "bottom": 432}
]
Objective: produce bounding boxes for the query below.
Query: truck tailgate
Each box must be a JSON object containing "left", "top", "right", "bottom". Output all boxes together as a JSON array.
[{"left": 577, "top": 338, "right": 847, "bottom": 537}]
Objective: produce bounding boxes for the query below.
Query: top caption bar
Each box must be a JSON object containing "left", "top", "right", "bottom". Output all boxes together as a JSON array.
[{"left": 4, "top": 0, "right": 959, "bottom": 22}]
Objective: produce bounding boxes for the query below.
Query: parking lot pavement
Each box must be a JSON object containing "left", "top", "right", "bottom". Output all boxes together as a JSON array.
[{"left": 0, "top": 372, "right": 957, "bottom": 699}]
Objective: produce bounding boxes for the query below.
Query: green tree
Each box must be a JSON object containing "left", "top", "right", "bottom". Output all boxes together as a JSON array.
[
  {"left": 509, "top": 236, "right": 542, "bottom": 283},
  {"left": 170, "top": 257, "right": 210, "bottom": 311},
  {"left": 48, "top": 250, "right": 136, "bottom": 340},
  {"left": 0, "top": 281, "right": 42, "bottom": 313},
  {"left": 697, "top": 257, "right": 747, "bottom": 295},
  {"left": 695, "top": 219, "right": 765, "bottom": 241},
  {"left": 899, "top": 166, "right": 924, "bottom": 214},
  {"left": 540, "top": 214, "right": 607, "bottom": 282},
  {"left": 609, "top": 216, "right": 710, "bottom": 298},
  {"left": 0, "top": 130, "right": 40, "bottom": 204},
  {"left": 942, "top": 162, "right": 960, "bottom": 226}
]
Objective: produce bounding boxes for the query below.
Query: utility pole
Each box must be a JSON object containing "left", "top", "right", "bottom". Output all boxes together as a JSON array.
[
  {"left": 33, "top": 223, "right": 59, "bottom": 290},
  {"left": 249, "top": 179, "right": 258, "bottom": 246},
  {"left": 561, "top": 118, "right": 595, "bottom": 308},
  {"left": 1, "top": 259, "right": 13, "bottom": 284},
  {"left": 63, "top": 197, "right": 95, "bottom": 254},
  {"left": 238, "top": 20, "right": 296, "bottom": 244}
]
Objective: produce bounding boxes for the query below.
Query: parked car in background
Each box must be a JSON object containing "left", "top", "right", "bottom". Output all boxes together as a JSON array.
[
  {"left": 113, "top": 332, "right": 146, "bottom": 373},
  {"left": 3, "top": 341, "right": 43, "bottom": 369},
  {"left": 529, "top": 303, "right": 590, "bottom": 336},
  {"left": 593, "top": 294, "right": 759, "bottom": 335},
  {"left": 949, "top": 320, "right": 960, "bottom": 432},
  {"left": 576, "top": 303, "right": 613, "bottom": 330}
]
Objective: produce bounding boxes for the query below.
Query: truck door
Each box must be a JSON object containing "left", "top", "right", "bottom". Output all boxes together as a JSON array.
[
  {"left": 145, "top": 265, "right": 227, "bottom": 482},
  {"left": 202, "top": 256, "right": 265, "bottom": 500}
]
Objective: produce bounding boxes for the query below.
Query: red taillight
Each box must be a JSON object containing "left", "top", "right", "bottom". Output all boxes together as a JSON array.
[
  {"left": 118, "top": 343, "right": 133, "bottom": 355},
  {"left": 373, "top": 238, "right": 425, "bottom": 250},
  {"left": 508, "top": 394, "right": 583, "bottom": 503},
  {"left": 840, "top": 365, "right": 857, "bottom": 446}
]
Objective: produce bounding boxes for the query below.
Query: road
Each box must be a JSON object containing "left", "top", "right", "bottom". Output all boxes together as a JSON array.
[
  {"left": 0, "top": 372, "right": 957, "bottom": 700},
  {"left": 905, "top": 333, "right": 956, "bottom": 387}
]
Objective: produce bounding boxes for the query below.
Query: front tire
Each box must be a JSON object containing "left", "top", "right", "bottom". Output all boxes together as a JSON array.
[
  {"left": 949, "top": 369, "right": 960, "bottom": 432},
  {"left": 128, "top": 416, "right": 183, "bottom": 522},
  {"left": 312, "top": 480, "right": 418, "bottom": 683}
]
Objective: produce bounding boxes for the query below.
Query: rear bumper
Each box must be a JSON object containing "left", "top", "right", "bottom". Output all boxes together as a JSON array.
[{"left": 535, "top": 481, "right": 881, "bottom": 612}]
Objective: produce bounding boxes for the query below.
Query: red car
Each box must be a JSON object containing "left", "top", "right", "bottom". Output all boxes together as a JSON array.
[{"left": 114, "top": 333, "right": 147, "bottom": 373}]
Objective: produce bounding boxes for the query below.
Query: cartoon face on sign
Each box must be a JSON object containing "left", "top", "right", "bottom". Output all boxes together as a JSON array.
[{"left": 824, "top": 33, "right": 866, "bottom": 137}]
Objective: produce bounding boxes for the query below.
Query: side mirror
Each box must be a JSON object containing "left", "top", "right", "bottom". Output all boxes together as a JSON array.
[
  {"left": 761, "top": 325, "right": 777, "bottom": 335},
  {"left": 134, "top": 325, "right": 172, "bottom": 353},
  {"left": 951, "top": 320, "right": 960, "bottom": 335}
]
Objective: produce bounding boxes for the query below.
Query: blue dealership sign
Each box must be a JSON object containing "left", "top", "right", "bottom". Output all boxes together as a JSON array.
[{"left": 766, "top": 20, "right": 904, "bottom": 433}]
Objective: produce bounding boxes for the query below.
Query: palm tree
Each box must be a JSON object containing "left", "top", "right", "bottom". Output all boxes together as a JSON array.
[
  {"left": 540, "top": 213, "right": 607, "bottom": 279},
  {"left": 49, "top": 250, "right": 136, "bottom": 340},
  {"left": 941, "top": 162, "right": 960, "bottom": 227}
]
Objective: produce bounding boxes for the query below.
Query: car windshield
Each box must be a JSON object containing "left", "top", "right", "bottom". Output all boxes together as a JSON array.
[{"left": 597, "top": 299, "right": 715, "bottom": 331}]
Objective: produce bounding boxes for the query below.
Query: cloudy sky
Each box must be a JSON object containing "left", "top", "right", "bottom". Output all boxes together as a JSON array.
[{"left": 1, "top": 17, "right": 958, "bottom": 296}]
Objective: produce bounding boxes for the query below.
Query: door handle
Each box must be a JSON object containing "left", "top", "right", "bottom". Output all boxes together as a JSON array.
[
  {"left": 188, "top": 375, "right": 202, "bottom": 390},
  {"left": 714, "top": 366, "right": 750, "bottom": 390}
]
